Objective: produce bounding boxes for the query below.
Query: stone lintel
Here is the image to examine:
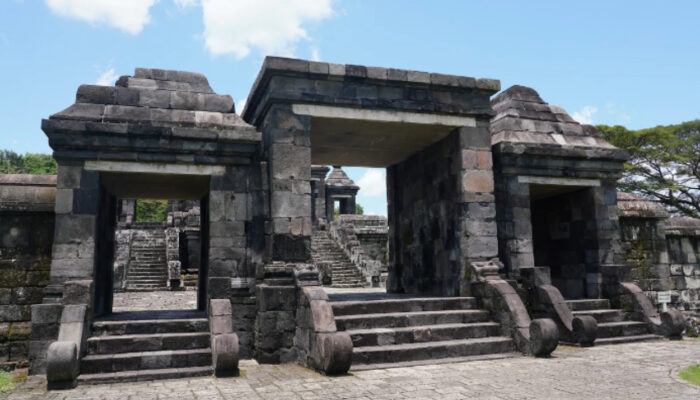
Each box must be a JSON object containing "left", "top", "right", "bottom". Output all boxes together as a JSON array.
[
  {"left": 292, "top": 104, "right": 476, "bottom": 128},
  {"left": 517, "top": 176, "right": 601, "bottom": 187},
  {"left": 84, "top": 160, "right": 226, "bottom": 176}
]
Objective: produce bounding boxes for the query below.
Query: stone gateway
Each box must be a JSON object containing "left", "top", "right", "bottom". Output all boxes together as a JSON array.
[{"left": 0, "top": 57, "right": 695, "bottom": 387}]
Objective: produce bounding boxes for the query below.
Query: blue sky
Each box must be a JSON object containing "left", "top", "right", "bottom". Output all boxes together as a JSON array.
[{"left": 1, "top": 0, "right": 699, "bottom": 215}]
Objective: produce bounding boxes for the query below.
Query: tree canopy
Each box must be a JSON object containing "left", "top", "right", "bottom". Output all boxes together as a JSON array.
[
  {"left": 0, "top": 150, "right": 57, "bottom": 175},
  {"left": 598, "top": 120, "right": 700, "bottom": 218}
]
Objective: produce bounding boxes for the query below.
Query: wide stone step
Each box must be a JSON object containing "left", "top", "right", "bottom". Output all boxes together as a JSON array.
[
  {"left": 332, "top": 297, "right": 478, "bottom": 316},
  {"left": 565, "top": 299, "right": 611, "bottom": 311},
  {"left": 78, "top": 365, "right": 212, "bottom": 385},
  {"left": 331, "top": 283, "right": 366, "bottom": 288},
  {"left": 335, "top": 310, "right": 490, "bottom": 330},
  {"left": 572, "top": 309, "right": 625, "bottom": 323},
  {"left": 596, "top": 321, "right": 650, "bottom": 338},
  {"left": 81, "top": 348, "right": 211, "bottom": 373},
  {"left": 352, "top": 337, "right": 515, "bottom": 366},
  {"left": 594, "top": 334, "right": 663, "bottom": 345},
  {"left": 346, "top": 322, "right": 502, "bottom": 347},
  {"left": 87, "top": 332, "right": 210, "bottom": 354},
  {"left": 93, "top": 318, "right": 208, "bottom": 336}
]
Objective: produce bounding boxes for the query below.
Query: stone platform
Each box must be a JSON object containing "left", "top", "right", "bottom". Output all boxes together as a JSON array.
[
  {"left": 5, "top": 340, "right": 700, "bottom": 399},
  {"left": 112, "top": 290, "right": 198, "bottom": 313}
]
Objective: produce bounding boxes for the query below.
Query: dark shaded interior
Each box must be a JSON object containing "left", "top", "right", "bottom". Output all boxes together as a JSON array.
[{"left": 530, "top": 185, "right": 599, "bottom": 299}]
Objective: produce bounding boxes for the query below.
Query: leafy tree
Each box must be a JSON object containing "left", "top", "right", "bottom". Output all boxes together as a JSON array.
[
  {"left": 0, "top": 150, "right": 57, "bottom": 174},
  {"left": 598, "top": 120, "right": 700, "bottom": 218},
  {"left": 22, "top": 153, "right": 57, "bottom": 174},
  {"left": 135, "top": 199, "right": 168, "bottom": 222},
  {"left": 333, "top": 203, "right": 365, "bottom": 219}
]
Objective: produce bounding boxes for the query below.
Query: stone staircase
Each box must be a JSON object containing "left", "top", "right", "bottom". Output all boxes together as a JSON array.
[
  {"left": 125, "top": 230, "right": 168, "bottom": 291},
  {"left": 566, "top": 298, "right": 662, "bottom": 345},
  {"left": 78, "top": 311, "right": 212, "bottom": 384},
  {"left": 330, "top": 294, "right": 516, "bottom": 370},
  {"left": 312, "top": 231, "right": 367, "bottom": 288}
]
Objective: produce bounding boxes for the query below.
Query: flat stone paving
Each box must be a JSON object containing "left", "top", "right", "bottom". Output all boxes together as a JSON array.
[
  {"left": 112, "top": 290, "right": 198, "bottom": 312},
  {"left": 4, "top": 340, "right": 699, "bottom": 399}
]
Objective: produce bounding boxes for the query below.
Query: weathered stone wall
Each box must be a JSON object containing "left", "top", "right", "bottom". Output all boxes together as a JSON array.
[
  {"left": 334, "top": 214, "right": 388, "bottom": 269},
  {"left": 387, "top": 124, "right": 498, "bottom": 296},
  {"left": 0, "top": 175, "right": 55, "bottom": 370},
  {"left": 665, "top": 218, "right": 700, "bottom": 312}
]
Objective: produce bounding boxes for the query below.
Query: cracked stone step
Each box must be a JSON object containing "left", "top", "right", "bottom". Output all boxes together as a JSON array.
[
  {"left": 596, "top": 321, "right": 650, "bottom": 338},
  {"left": 92, "top": 318, "right": 208, "bottom": 336},
  {"left": 565, "top": 299, "right": 611, "bottom": 311},
  {"left": 346, "top": 322, "right": 502, "bottom": 346},
  {"left": 87, "top": 332, "right": 210, "bottom": 354},
  {"left": 332, "top": 297, "right": 478, "bottom": 316},
  {"left": 335, "top": 309, "right": 490, "bottom": 330},
  {"left": 351, "top": 337, "right": 515, "bottom": 366},
  {"left": 77, "top": 365, "right": 213, "bottom": 385},
  {"left": 571, "top": 309, "right": 625, "bottom": 323},
  {"left": 81, "top": 348, "right": 211, "bottom": 374},
  {"left": 594, "top": 334, "right": 663, "bottom": 345}
]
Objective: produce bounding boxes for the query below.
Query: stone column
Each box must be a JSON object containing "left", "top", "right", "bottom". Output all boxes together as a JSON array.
[
  {"left": 457, "top": 120, "right": 500, "bottom": 295},
  {"left": 262, "top": 104, "right": 312, "bottom": 262},
  {"left": 45, "top": 163, "right": 100, "bottom": 304},
  {"left": 494, "top": 175, "right": 535, "bottom": 278}
]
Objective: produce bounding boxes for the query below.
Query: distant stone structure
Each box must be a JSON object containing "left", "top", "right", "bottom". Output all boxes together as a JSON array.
[{"left": 0, "top": 57, "right": 697, "bottom": 385}]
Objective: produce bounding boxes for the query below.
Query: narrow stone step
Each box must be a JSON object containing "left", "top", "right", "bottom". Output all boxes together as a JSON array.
[
  {"left": 346, "top": 322, "right": 502, "bottom": 346},
  {"left": 565, "top": 299, "right": 611, "bottom": 311},
  {"left": 92, "top": 318, "right": 208, "bottom": 336},
  {"left": 78, "top": 365, "right": 212, "bottom": 385},
  {"left": 81, "top": 348, "right": 212, "bottom": 373},
  {"left": 594, "top": 334, "right": 663, "bottom": 345},
  {"left": 335, "top": 309, "right": 490, "bottom": 331},
  {"left": 571, "top": 309, "right": 625, "bottom": 323},
  {"left": 87, "top": 332, "right": 210, "bottom": 354},
  {"left": 332, "top": 297, "right": 478, "bottom": 316},
  {"left": 596, "top": 321, "right": 650, "bottom": 338},
  {"left": 349, "top": 352, "right": 517, "bottom": 371},
  {"left": 352, "top": 337, "right": 514, "bottom": 366}
]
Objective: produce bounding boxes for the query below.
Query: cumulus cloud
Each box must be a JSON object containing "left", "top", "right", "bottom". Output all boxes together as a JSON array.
[
  {"left": 572, "top": 106, "right": 598, "bottom": 125},
  {"left": 45, "top": 0, "right": 158, "bottom": 35},
  {"left": 95, "top": 68, "right": 118, "bottom": 86},
  {"left": 235, "top": 98, "right": 247, "bottom": 115},
  {"left": 357, "top": 169, "right": 386, "bottom": 197},
  {"left": 200, "top": 0, "right": 334, "bottom": 58}
]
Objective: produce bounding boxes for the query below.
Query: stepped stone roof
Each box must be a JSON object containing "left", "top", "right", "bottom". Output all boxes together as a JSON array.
[
  {"left": 490, "top": 85, "right": 619, "bottom": 151},
  {"left": 617, "top": 192, "right": 669, "bottom": 218},
  {"left": 42, "top": 68, "right": 260, "bottom": 161},
  {"left": 325, "top": 166, "right": 359, "bottom": 190}
]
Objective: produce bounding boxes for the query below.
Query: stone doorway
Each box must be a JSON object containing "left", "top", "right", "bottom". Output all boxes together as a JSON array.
[
  {"left": 94, "top": 171, "right": 211, "bottom": 317},
  {"left": 530, "top": 184, "right": 598, "bottom": 299}
]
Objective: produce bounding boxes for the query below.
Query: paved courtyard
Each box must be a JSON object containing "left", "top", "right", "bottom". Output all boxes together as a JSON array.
[
  {"left": 112, "top": 290, "right": 198, "bottom": 313},
  {"left": 3, "top": 339, "right": 699, "bottom": 399}
]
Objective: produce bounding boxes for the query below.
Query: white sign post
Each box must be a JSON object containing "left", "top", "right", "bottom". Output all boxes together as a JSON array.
[{"left": 657, "top": 291, "right": 671, "bottom": 312}]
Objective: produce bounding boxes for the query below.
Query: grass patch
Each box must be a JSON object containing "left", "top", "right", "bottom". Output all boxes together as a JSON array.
[
  {"left": 679, "top": 365, "right": 700, "bottom": 386},
  {"left": 0, "top": 371, "right": 16, "bottom": 393}
]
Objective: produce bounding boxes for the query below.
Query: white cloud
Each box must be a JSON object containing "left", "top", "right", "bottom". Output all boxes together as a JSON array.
[
  {"left": 95, "top": 68, "right": 118, "bottom": 86},
  {"left": 174, "top": 0, "right": 197, "bottom": 8},
  {"left": 356, "top": 169, "right": 386, "bottom": 197},
  {"left": 572, "top": 106, "right": 598, "bottom": 125},
  {"left": 200, "top": 0, "right": 334, "bottom": 58},
  {"left": 235, "top": 98, "right": 247, "bottom": 115},
  {"left": 310, "top": 46, "right": 321, "bottom": 61},
  {"left": 45, "top": 0, "right": 158, "bottom": 35}
]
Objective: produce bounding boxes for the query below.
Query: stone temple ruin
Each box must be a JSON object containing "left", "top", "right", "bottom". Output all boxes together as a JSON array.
[{"left": 0, "top": 58, "right": 698, "bottom": 387}]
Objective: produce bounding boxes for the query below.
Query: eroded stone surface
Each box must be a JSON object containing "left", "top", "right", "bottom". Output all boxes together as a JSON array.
[{"left": 6, "top": 340, "right": 700, "bottom": 399}]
